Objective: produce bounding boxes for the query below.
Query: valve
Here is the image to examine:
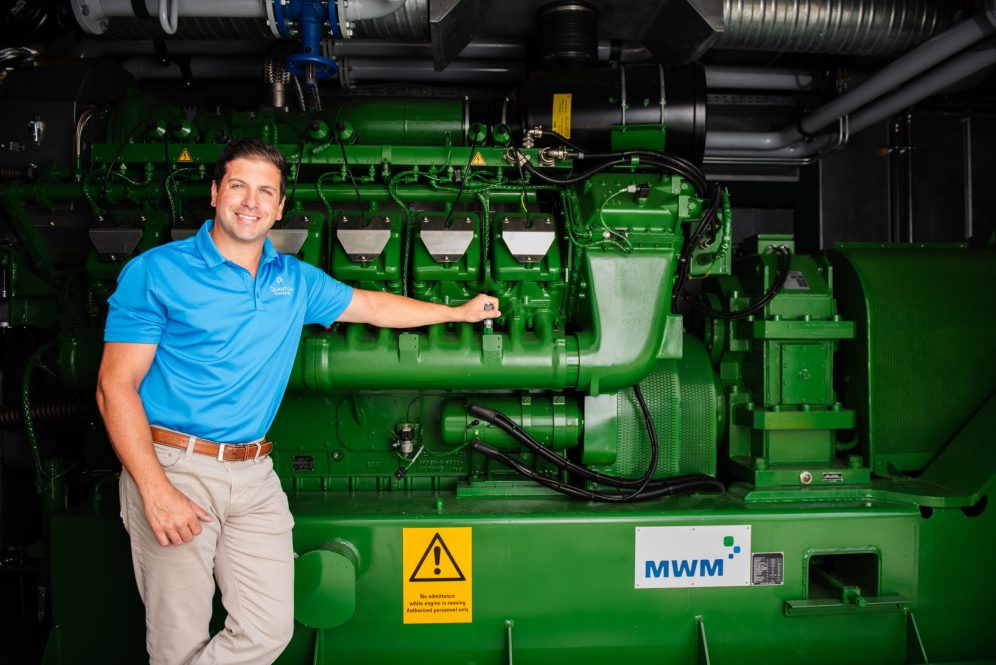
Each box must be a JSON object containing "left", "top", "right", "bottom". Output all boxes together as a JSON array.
[
  {"left": 308, "top": 119, "right": 330, "bottom": 142},
  {"left": 272, "top": 0, "right": 340, "bottom": 85},
  {"left": 491, "top": 123, "right": 512, "bottom": 146},
  {"left": 482, "top": 302, "right": 495, "bottom": 334},
  {"left": 467, "top": 122, "right": 488, "bottom": 146},
  {"left": 397, "top": 423, "right": 416, "bottom": 456},
  {"left": 335, "top": 121, "right": 356, "bottom": 144}
]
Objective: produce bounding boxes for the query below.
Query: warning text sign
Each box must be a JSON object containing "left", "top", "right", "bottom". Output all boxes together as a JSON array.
[{"left": 403, "top": 527, "right": 472, "bottom": 624}]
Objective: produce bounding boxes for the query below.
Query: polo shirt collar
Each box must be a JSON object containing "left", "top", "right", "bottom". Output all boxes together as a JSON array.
[
  {"left": 260, "top": 233, "right": 279, "bottom": 266},
  {"left": 195, "top": 219, "right": 279, "bottom": 268}
]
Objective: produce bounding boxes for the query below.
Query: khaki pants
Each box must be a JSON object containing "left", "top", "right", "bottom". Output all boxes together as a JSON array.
[{"left": 120, "top": 442, "right": 295, "bottom": 665}]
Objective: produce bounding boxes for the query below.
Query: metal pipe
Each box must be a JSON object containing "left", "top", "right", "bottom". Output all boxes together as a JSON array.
[
  {"left": 847, "top": 40, "right": 996, "bottom": 135},
  {"left": 801, "top": 13, "right": 994, "bottom": 134},
  {"left": 341, "top": 58, "right": 524, "bottom": 85},
  {"left": 118, "top": 55, "right": 523, "bottom": 83},
  {"left": 704, "top": 66, "right": 814, "bottom": 91},
  {"left": 329, "top": 38, "right": 525, "bottom": 60},
  {"left": 705, "top": 39, "right": 996, "bottom": 160},
  {"left": 120, "top": 56, "right": 264, "bottom": 80},
  {"left": 84, "top": 0, "right": 265, "bottom": 18},
  {"left": 706, "top": 12, "right": 996, "bottom": 152},
  {"left": 70, "top": 39, "right": 269, "bottom": 58},
  {"left": 596, "top": 40, "right": 651, "bottom": 63}
]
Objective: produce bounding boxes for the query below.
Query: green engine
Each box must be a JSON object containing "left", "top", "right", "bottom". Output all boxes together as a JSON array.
[{"left": 0, "top": 53, "right": 993, "bottom": 665}]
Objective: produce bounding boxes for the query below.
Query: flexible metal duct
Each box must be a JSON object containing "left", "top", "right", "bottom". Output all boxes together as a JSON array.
[
  {"left": 716, "top": 0, "right": 952, "bottom": 56},
  {"left": 351, "top": 0, "right": 430, "bottom": 40}
]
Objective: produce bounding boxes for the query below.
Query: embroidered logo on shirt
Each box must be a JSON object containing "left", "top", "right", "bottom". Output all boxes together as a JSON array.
[{"left": 269, "top": 276, "right": 295, "bottom": 296}]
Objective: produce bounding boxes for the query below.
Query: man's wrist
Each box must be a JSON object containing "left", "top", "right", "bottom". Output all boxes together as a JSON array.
[{"left": 136, "top": 470, "right": 174, "bottom": 499}]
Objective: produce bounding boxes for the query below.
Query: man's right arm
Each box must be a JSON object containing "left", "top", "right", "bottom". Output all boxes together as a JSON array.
[{"left": 96, "top": 342, "right": 212, "bottom": 547}]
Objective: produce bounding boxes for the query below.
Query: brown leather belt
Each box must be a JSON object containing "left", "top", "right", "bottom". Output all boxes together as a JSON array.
[{"left": 151, "top": 426, "right": 273, "bottom": 462}]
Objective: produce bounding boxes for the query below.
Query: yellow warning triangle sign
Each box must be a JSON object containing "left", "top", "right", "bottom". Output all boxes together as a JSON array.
[
  {"left": 470, "top": 151, "right": 486, "bottom": 166},
  {"left": 409, "top": 532, "right": 466, "bottom": 582},
  {"left": 177, "top": 148, "right": 193, "bottom": 163}
]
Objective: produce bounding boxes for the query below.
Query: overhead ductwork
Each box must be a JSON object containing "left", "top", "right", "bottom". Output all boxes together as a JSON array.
[
  {"left": 69, "top": 1, "right": 958, "bottom": 62},
  {"left": 640, "top": 0, "right": 956, "bottom": 62}
]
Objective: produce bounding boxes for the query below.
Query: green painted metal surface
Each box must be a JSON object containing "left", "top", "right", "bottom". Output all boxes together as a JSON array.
[
  {"left": 829, "top": 244, "right": 996, "bottom": 475},
  {"left": 706, "top": 236, "right": 864, "bottom": 489},
  {"left": 40, "top": 492, "right": 996, "bottom": 664}
]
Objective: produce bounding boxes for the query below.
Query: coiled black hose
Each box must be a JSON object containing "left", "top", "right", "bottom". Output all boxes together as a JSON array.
[
  {"left": 0, "top": 400, "right": 92, "bottom": 430},
  {"left": 468, "top": 387, "right": 725, "bottom": 502},
  {"left": 684, "top": 244, "right": 793, "bottom": 320}
]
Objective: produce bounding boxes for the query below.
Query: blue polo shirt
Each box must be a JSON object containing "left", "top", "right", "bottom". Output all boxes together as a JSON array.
[{"left": 104, "top": 220, "right": 353, "bottom": 443}]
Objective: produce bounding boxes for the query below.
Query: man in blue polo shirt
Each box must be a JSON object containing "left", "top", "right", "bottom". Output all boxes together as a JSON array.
[{"left": 96, "top": 138, "right": 499, "bottom": 665}]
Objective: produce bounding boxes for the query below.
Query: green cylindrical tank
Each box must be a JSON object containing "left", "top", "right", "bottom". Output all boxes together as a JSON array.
[{"left": 335, "top": 99, "right": 464, "bottom": 145}]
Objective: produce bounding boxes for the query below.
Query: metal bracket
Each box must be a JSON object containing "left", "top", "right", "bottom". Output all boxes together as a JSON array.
[
  {"left": 89, "top": 216, "right": 144, "bottom": 261},
  {"left": 337, "top": 215, "right": 392, "bottom": 262},
  {"left": 419, "top": 216, "right": 474, "bottom": 263},
  {"left": 499, "top": 216, "right": 555, "bottom": 263},
  {"left": 268, "top": 214, "right": 311, "bottom": 254}
]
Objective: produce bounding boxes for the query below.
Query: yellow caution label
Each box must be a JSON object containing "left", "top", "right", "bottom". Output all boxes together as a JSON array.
[
  {"left": 177, "top": 148, "right": 193, "bottom": 163},
  {"left": 403, "top": 527, "right": 472, "bottom": 624},
  {"left": 552, "top": 93, "right": 572, "bottom": 139},
  {"left": 470, "top": 151, "right": 486, "bottom": 166}
]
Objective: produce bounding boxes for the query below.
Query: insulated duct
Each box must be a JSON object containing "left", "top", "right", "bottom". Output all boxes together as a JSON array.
[
  {"left": 715, "top": 0, "right": 952, "bottom": 56},
  {"left": 643, "top": 0, "right": 955, "bottom": 62}
]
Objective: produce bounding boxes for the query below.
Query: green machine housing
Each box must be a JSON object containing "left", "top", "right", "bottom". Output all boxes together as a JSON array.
[{"left": 0, "top": 68, "right": 994, "bottom": 665}]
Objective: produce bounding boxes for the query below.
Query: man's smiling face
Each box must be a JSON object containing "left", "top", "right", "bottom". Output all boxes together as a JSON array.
[{"left": 209, "top": 156, "right": 286, "bottom": 249}]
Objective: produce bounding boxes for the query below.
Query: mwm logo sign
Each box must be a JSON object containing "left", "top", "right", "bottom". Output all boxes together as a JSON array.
[
  {"left": 644, "top": 557, "right": 725, "bottom": 579},
  {"left": 635, "top": 526, "right": 751, "bottom": 589}
]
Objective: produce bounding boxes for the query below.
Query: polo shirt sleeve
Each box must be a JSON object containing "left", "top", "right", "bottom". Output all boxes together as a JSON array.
[
  {"left": 302, "top": 263, "right": 353, "bottom": 326},
  {"left": 104, "top": 255, "right": 167, "bottom": 344}
]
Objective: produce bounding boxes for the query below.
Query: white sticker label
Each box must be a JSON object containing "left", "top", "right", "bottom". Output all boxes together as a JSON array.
[{"left": 635, "top": 525, "right": 751, "bottom": 588}]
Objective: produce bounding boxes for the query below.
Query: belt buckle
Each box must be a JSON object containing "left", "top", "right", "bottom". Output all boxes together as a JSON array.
[{"left": 217, "top": 443, "right": 226, "bottom": 462}]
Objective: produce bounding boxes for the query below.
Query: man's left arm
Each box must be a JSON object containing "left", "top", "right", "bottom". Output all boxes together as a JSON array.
[{"left": 337, "top": 289, "right": 501, "bottom": 327}]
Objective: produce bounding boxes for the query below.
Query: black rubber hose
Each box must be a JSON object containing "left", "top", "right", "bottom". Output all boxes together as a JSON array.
[
  {"left": 444, "top": 137, "right": 480, "bottom": 227},
  {"left": 469, "top": 403, "right": 672, "bottom": 490},
  {"left": 0, "top": 400, "right": 92, "bottom": 429},
  {"left": 567, "top": 149, "right": 708, "bottom": 194},
  {"left": 684, "top": 245, "right": 793, "bottom": 320},
  {"left": 519, "top": 154, "right": 632, "bottom": 186},
  {"left": 101, "top": 119, "right": 155, "bottom": 195},
  {"left": 671, "top": 183, "right": 723, "bottom": 309},
  {"left": 336, "top": 122, "right": 364, "bottom": 215},
  {"left": 468, "top": 385, "right": 725, "bottom": 501},
  {"left": 469, "top": 439, "right": 724, "bottom": 502},
  {"left": 539, "top": 130, "right": 589, "bottom": 153}
]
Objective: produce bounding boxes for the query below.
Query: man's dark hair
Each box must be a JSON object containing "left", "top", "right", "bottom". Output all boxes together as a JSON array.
[{"left": 214, "top": 137, "right": 287, "bottom": 198}]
